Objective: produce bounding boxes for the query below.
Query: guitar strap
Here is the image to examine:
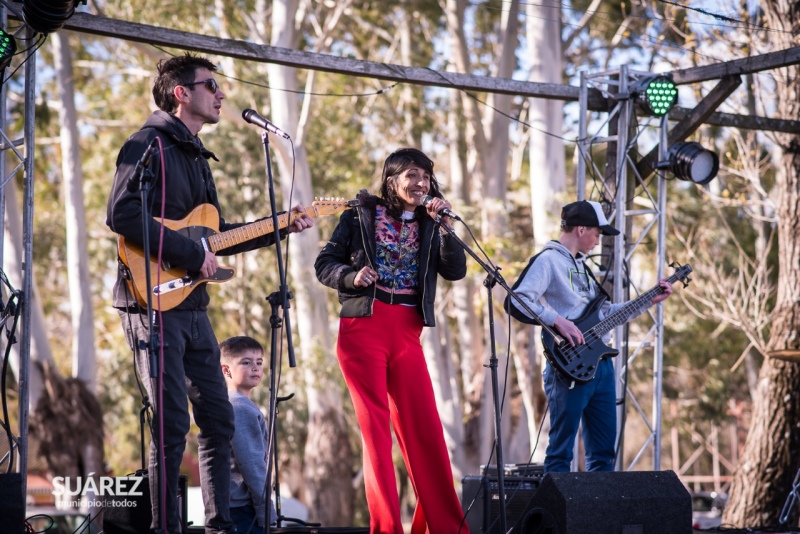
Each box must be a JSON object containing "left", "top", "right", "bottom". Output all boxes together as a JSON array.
[
  {"left": 581, "top": 256, "right": 611, "bottom": 302},
  {"left": 503, "top": 250, "right": 545, "bottom": 325},
  {"left": 504, "top": 248, "right": 610, "bottom": 324}
]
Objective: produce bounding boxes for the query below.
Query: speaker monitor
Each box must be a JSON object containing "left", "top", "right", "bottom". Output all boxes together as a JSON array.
[
  {"left": 462, "top": 474, "right": 542, "bottom": 533},
  {"left": 520, "top": 470, "right": 692, "bottom": 534},
  {"left": 103, "top": 473, "right": 188, "bottom": 534}
]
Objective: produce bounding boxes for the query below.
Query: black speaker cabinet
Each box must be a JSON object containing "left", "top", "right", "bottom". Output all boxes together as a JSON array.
[
  {"left": 103, "top": 473, "right": 188, "bottom": 534},
  {"left": 0, "top": 473, "right": 24, "bottom": 533},
  {"left": 520, "top": 470, "right": 691, "bottom": 534},
  {"left": 462, "top": 474, "right": 542, "bottom": 533}
]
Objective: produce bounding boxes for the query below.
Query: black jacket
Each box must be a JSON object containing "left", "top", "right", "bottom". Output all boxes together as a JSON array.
[
  {"left": 107, "top": 111, "right": 279, "bottom": 310},
  {"left": 314, "top": 190, "right": 467, "bottom": 327}
]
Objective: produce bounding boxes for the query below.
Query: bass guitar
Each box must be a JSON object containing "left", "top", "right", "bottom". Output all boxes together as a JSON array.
[
  {"left": 118, "top": 198, "right": 356, "bottom": 311},
  {"left": 541, "top": 263, "right": 692, "bottom": 384}
]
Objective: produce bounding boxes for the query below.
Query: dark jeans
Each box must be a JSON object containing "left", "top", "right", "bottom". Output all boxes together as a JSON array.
[
  {"left": 543, "top": 357, "right": 617, "bottom": 473},
  {"left": 230, "top": 505, "right": 263, "bottom": 534},
  {"left": 120, "top": 309, "right": 235, "bottom": 534}
]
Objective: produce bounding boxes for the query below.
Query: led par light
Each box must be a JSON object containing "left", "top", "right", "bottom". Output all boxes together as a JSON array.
[
  {"left": 0, "top": 29, "right": 15, "bottom": 70},
  {"left": 632, "top": 74, "right": 678, "bottom": 117}
]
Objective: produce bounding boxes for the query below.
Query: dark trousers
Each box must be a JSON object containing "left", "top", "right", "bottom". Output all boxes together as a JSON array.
[
  {"left": 543, "top": 357, "right": 617, "bottom": 473},
  {"left": 230, "top": 505, "right": 264, "bottom": 534},
  {"left": 120, "top": 309, "right": 234, "bottom": 534}
]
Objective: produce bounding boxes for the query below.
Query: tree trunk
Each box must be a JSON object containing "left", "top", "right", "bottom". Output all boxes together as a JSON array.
[
  {"left": 724, "top": 358, "right": 800, "bottom": 526},
  {"left": 443, "top": 0, "right": 522, "bottom": 474},
  {"left": 526, "top": 0, "right": 565, "bottom": 250},
  {"left": 266, "top": 0, "right": 355, "bottom": 524},
  {"left": 724, "top": 1, "right": 800, "bottom": 519},
  {"left": 53, "top": 31, "right": 97, "bottom": 393}
]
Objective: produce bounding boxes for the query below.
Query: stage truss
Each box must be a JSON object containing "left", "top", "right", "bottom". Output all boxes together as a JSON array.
[{"left": 576, "top": 64, "right": 673, "bottom": 471}]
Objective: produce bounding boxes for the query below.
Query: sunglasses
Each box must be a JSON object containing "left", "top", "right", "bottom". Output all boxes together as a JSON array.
[{"left": 184, "top": 78, "right": 219, "bottom": 94}]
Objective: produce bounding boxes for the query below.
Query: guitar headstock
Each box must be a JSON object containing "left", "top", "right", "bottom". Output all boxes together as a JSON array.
[
  {"left": 311, "top": 197, "right": 359, "bottom": 217},
  {"left": 669, "top": 261, "right": 693, "bottom": 288}
]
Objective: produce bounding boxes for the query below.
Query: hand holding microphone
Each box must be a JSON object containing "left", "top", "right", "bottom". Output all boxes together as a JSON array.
[{"left": 421, "top": 195, "right": 461, "bottom": 222}]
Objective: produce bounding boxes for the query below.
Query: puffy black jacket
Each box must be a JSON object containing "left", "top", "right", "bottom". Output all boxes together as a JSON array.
[
  {"left": 107, "top": 111, "right": 279, "bottom": 310},
  {"left": 314, "top": 190, "right": 467, "bottom": 327}
]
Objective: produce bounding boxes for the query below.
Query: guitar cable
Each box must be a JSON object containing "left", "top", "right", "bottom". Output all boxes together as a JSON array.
[{"left": 152, "top": 136, "right": 171, "bottom": 534}]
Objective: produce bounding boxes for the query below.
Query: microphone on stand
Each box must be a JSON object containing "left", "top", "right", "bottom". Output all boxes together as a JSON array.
[
  {"left": 242, "top": 109, "right": 291, "bottom": 139},
  {"left": 421, "top": 195, "right": 461, "bottom": 221},
  {"left": 127, "top": 138, "right": 159, "bottom": 193}
]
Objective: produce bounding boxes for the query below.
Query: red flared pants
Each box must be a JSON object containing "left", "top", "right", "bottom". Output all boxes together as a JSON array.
[{"left": 337, "top": 300, "right": 468, "bottom": 534}]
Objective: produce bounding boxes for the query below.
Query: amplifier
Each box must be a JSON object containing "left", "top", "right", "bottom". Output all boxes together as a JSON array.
[
  {"left": 462, "top": 474, "right": 541, "bottom": 533},
  {"left": 480, "top": 463, "right": 544, "bottom": 478}
]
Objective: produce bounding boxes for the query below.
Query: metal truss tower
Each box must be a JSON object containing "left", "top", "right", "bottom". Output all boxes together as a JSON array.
[
  {"left": 0, "top": 4, "right": 37, "bottom": 503},
  {"left": 576, "top": 65, "right": 671, "bottom": 471}
]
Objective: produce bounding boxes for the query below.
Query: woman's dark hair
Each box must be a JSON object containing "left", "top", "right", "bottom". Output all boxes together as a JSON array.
[
  {"left": 379, "top": 148, "right": 442, "bottom": 219},
  {"left": 152, "top": 53, "right": 217, "bottom": 113}
]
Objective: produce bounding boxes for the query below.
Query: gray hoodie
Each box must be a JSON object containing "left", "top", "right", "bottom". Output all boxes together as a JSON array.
[{"left": 514, "top": 241, "right": 649, "bottom": 340}]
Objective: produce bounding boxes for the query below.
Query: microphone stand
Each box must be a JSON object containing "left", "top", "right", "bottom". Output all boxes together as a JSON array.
[
  {"left": 437, "top": 217, "right": 557, "bottom": 534},
  {"left": 271, "top": 393, "right": 321, "bottom": 529},
  {"left": 258, "top": 130, "right": 297, "bottom": 534},
  {"left": 129, "top": 150, "right": 167, "bottom": 534}
]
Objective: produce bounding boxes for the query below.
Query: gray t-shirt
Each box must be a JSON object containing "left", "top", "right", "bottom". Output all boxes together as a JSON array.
[{"left": 229, "top": 390, "right": 277, "bottom": 526}]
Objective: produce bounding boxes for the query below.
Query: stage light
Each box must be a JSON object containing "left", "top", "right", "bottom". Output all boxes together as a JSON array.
[
  {"left": 632, "top": 74, "right": 678, "bottom": 117},
  {"left": 0, "top": 29, "right": 15, "bottom": 71},
  {"left": 657, "top": 141, "right": 719, "bottom": 185},
  {"left": 22, "top": 0, "right": 83, "bottom": 35}
]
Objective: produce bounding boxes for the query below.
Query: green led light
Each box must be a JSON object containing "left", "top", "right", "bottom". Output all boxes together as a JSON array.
[
  {"left": 0, "top": 29, "right": 15, "bottom": 70},
  {"left": 634, "top": 74, "right": 678, "bottom": 117}
]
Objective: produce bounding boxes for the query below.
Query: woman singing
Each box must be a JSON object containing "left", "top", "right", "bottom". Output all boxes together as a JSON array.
[{"left": 315, "top": 148, "right": 468, "bottom": 533}]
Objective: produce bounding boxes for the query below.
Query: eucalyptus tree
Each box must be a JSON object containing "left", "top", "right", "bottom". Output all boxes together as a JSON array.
[{"left": 721, "top": 0, "right": 800, "bottom": 525}]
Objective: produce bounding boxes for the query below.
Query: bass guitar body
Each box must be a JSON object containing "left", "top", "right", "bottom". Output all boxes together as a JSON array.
[{"left": 540, "top": 297, "right": 618, "bottom": 384}]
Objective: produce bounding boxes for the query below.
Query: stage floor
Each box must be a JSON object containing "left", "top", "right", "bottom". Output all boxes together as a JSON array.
[{"left": 188, "top": 528, "right": 369, "bottom": 534}]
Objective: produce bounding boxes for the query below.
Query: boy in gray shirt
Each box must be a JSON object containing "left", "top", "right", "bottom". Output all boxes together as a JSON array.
[{"left": 220, "top": 336, "right": 277, "bottom": 533}]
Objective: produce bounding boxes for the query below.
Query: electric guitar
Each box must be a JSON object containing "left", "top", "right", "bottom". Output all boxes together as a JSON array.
[
  {"left": 118, "top": 198, "right": 357, "bottom": 311},
  {"left": 541, "top": 263, "right": 692, "bottom": 384}
]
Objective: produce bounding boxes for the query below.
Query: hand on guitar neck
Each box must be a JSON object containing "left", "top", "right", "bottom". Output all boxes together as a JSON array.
[
  {"left": 554, "top": 278, "right": 675, "bottom": 348},
  {"left": 650, "top": 278, "right": 673, "bottom": 304},
  {"left": 198, "top": 204, "right": 314, "bottom": 279},
  {"left": 118, "top": 198, "right": 353, "bottom": 311}
]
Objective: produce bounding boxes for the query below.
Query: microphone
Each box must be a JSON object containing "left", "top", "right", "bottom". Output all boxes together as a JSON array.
[
  {"left": 421, "top": 195, "right": 461, "bottom": 221},
  {"left": 242, "top": 109, "right": 291, "bottom": 139},
  {"left": 127, "top": 138, "right": 159, "bottom": 193}
]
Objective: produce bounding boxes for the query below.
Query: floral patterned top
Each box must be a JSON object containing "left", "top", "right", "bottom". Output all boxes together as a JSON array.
[{"left": 374, "top": 206, "right": 420, "bottom": 305}]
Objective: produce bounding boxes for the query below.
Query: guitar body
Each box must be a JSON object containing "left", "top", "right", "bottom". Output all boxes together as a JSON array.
[
  {"left": 117, "top": 198, "right": 356, "bottom": 312},
  {"left": 541, "top": 297, "right": 619, "bottom": 384},
  {"left": 118, "top": 204, "right": 236, "bottom": 312}
]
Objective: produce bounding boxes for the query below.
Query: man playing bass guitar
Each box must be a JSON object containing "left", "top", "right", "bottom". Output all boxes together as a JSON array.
[{"left": 512, "top": 200, "right": 673, "bottom": 474}]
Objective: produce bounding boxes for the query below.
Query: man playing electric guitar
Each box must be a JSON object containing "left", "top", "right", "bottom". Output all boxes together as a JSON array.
[
  {"left": 512, "top": 200, "right": 673, "bottom": 474},
  {"left": 106, "top": 53, "right": 313, "bottom": 534}
]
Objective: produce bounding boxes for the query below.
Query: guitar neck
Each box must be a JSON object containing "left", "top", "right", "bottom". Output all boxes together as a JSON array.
[
  {"left": 590, "top": 271, "right": 681, "bottom": 338},
  {"left": 208, "top": 208, "right": 312, "bottom": 253}
]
